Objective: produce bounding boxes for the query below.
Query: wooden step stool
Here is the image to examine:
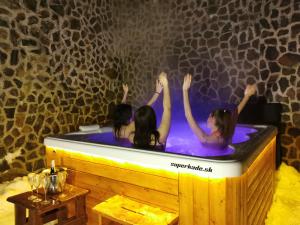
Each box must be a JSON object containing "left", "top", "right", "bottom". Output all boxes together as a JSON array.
[{"left": 93, "top": 195, "right": 178, "bottom": 225}]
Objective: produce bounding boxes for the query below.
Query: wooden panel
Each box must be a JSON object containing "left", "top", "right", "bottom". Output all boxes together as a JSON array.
[
  {"left": 64, "top": 156, "right": 178, "bottom": 195},
  {"left": 178, "top": 173, "right": 194, "bottom": 225},
  {"left": 93, "top": 195, "right": 178, "bottom": 225},
  {"left": 247, "top": 166, "right": 272, "bottom": 215},
  {"left": 69, "top": 169, "right": 179, "bottom": 212},
  {"left": 247, "top": 156, "right": 272, "bottom": 201},
  {"left": 254, "top": 187, "right": 273, "bottom": 225},
  {"left": 193, "top": 176, "right": 209, "bottom": 225},
  {"left": 209, "top": 178, "right": 226, "bottom": 225},
  {"left": 46, "top": 148, "right": 178, "bottom": 195},
  {"left": 68, "top": 170, "right": 179, "bottom": 225},
  {"left": 46, "top": 136, "right": 277, "bottom": 225},
  {"left": 226, "top": 177, "right": 242, "bottom": 225},
  {"left": 245, "top": 138, "right": 276, "bottom": 225},
  {"left": 46, "top": 147, "right": 177, "bottom": 180},
  {"left": 246, "top": 138, "right": 276, "bottom": 187},
  {"left": 240, "top": 175, "right": 247, "bottom": 225},
  {"left": 247, "top": 171, "right": 273, "bottom": 225}
]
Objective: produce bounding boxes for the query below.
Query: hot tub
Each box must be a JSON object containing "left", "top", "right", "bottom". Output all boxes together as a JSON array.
[{"left": 44, "top": 121, "right": 277, "bottom": 225}]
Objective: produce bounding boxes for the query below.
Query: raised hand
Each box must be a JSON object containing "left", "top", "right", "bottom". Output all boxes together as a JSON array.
[
  {"left": 244, "top": 84, "right": 256, "bottom": 97},
  {"left": 158, "top": 72, "right": 168, "bottom": 87},
  {"left": 146, "top": 79, "right": 163, "bottom": 106},
  {"left": 183, "top": 74, "right": 192, "bottom": 91},
  {"left": 121, "top": 83, "right": 129, "bottom": 103},
  {"left": 122, "top": 83, "right": 128, "bottom": 94},
  {"left": 155, "top": 80, "right": 163, "bottom": 94},
  {"left": 238, "top": 84, "right": 257, "bottom": 114}
]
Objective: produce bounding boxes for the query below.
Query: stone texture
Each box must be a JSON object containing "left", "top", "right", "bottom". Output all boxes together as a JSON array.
[
  {"left": 0, "top": 50, "right": 7, "bottom": 64},
  {"left": 70, "top": 18, "right": 81, "bottom": 30},
  {"left": 265, "top": 46, "right": 279, "bottom": 60},
  {"left": 10, "top": 49, "right": 19, "bottom": 65},
  {"left": 50, "top": 4, "right": 64, "bottom": 16},
  {"left": 23, "top": 0, "right": 37, "bottom": 12},
  {"left": 0, "top": 0, "right": 300, "bottom": 178},
  {"left": 278, "top": 53, "right": 300, "bottom": 67},
  {"left": 0, "top": 18, "right": 9, "bottom": 28},
  {"left": 0, "top": 0, "right": 119, "bottom": 177}
]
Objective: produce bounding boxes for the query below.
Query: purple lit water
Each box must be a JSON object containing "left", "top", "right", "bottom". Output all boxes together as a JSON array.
[
  {"left": 165, "top": 121, "right": 257, "bottom": 157},
  {"left": 152, "top": 99, "right": 257, "bottom": 157},
  {"left": 85, "top": 99, "right": 257, "bottom": 157},
  {"left": 86, "top": 121, "right": 257, "bottom": 157}
]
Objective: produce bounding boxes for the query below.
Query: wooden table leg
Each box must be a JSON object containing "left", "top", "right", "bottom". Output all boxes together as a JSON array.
[
  {"left": 15, "top": 205, "right": 26, "bottom": 225},
  {"left": 75, "top": 195, "right": 87, "bottom": 217},
  {"left": 57, "top": 206, "right": 68, "bottom": 223},
  {"left": 75, "top": 195, "right": 88, "bottom": 223},
  {"left": 28, "top": 209, "right": 43, "bottom": 225},
  {"left": 98, "top": 215, "right": 102, "bottom": 225}
]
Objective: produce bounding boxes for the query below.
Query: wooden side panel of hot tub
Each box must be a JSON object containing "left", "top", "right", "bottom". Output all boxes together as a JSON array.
[
  {"left": 178, "top": 137, "right": 276, "bottom": 225},
  {"left": 46, "top": 137, "right": 276, "bottom": 225},
  {"left": 245, "top": 137, "right": 276, "bottom": 225},
  {"left": 46, "top": 149, "right": 179, "bottom": 225}
]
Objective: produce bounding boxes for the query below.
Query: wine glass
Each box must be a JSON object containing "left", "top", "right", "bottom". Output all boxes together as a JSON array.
[
  {"left": 58, "top": 171, "right": 67, "bottom": 199},
  {"left": 27, "top": 173, "right": 37, "bottom": 201},
  {"left": 40, "top": 174, "right": 51, "bottom": 205},
  {"left": 32, "top": 173, "right": 42, "bottom": 203}
]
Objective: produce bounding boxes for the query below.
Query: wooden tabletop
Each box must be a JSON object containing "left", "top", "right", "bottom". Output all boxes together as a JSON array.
[{"left": 7, "top": 184, "right": 89, "bottom": 214}]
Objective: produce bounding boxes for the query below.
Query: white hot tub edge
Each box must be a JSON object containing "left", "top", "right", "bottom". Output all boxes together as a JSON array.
[{"left": 44, "top": 137, "right": 243, "bottom": 178}]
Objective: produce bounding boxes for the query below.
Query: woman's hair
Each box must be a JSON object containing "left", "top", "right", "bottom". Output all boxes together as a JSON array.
[
  {"left": 133, "top": 105, "right": 160, "bottom": 149},
  {"left": 112, "top": 104, "right": 132, "bottom": 138},
  {"left": 211, "top": 109, "right": 233, "bottom": 143}
]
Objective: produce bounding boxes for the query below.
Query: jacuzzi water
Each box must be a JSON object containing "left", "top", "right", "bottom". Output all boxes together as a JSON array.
[
  {"left": 165, "top": 121, "right": 257, "bottom": 156},
  {"left": 54, "top": 101, "right": 266, "bottom": 161},
  {"left": 86, "top": 121, "right": 257, "bottom": 157}
]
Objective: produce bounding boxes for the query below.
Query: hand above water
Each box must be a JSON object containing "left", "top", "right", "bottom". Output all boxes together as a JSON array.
[
  {"left": 183, "top": 74, "right": 192, "bottom": 91},
  {"left": 155, "top": 79, "right": 163, "bottom": 93},
  {"left": 244, "top": 84, "right": 256, "bottom": 97},
  {"left": 122, "top": 83, "right": 128, "bottom": 94},
  {"left": 158, "top": 72, "right": 168, "bottom": 87}
]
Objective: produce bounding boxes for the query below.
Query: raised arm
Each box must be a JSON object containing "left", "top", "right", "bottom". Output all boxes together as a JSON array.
[
  {"left": 183, "top": 74, "right": 210, "bottom": 143},
  {"left": 157, "top": 72, "right": 171, "bottom": 144},
  {"left": 146, "top": 80, "right": 163, "bottom": 106},
  {"left": 121, "top": 84, "right": 128, "bottom": 103},
  {"left": 237, "top": 84, "right": 256, "bottom": 114}
]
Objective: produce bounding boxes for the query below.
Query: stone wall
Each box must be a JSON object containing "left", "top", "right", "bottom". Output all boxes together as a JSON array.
[
  {"left": 0, "top": 0, "right": 147, "bottom": 176},
  {"left": 259, "top": 0, "right": 300, "bottom": 169},
  {"left": 0, "top": 0, "right": 299, "bottom": 176},
  {"left": 109, "top": 0, "right": 300, "bottom": 170}
]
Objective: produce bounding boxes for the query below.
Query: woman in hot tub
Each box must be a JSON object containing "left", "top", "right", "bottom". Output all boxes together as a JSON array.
[
  {"left": 113, "top": 79, "right": 163, "bottom": 139},
  {"left": 182, "top": 73, "right": 256, "bottom": 148},
  {"left": 128, "top": 72, "right": 171, "bottom": 150}
]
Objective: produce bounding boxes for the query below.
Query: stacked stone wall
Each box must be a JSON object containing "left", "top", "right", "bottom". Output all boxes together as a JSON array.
[
  {"left": 0, "top": 0, "right": 299, "bottom": 176},
  {"left": 0, "top": 0, "right": 135, "bottom": 175},
  {"left": 109, "top": 0, "right": 300, "bottom": 170}
]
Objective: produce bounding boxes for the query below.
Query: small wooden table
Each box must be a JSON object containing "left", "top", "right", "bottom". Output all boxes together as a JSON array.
[{"left": 7, "top": 184, "right": 89, "bottom": 225}]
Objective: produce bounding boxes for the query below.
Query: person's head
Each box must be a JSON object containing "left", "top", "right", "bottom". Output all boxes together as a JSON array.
[
  {"left": 207, "top": 109, "right": 232, "bottom": 141},
  {"left": 133, "top": 105, "right": 159, "bottom": 149},
  {"left": 113, "top": 103, "right": 132, "bottom": 137}
]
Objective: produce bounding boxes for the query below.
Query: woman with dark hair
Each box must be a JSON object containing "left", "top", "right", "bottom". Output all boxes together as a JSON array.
[
  {"left": 129, "top": 72, "right": 171, "bottom": 150},
  {"left": 113, "top": 81, "right": 163, "bottom": 139},
  {"left": 182, "top": 73, "right": 256, "bottom": 148},
  {"left": 112, "top": 103, "right": 133, "bottom": 138}
]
